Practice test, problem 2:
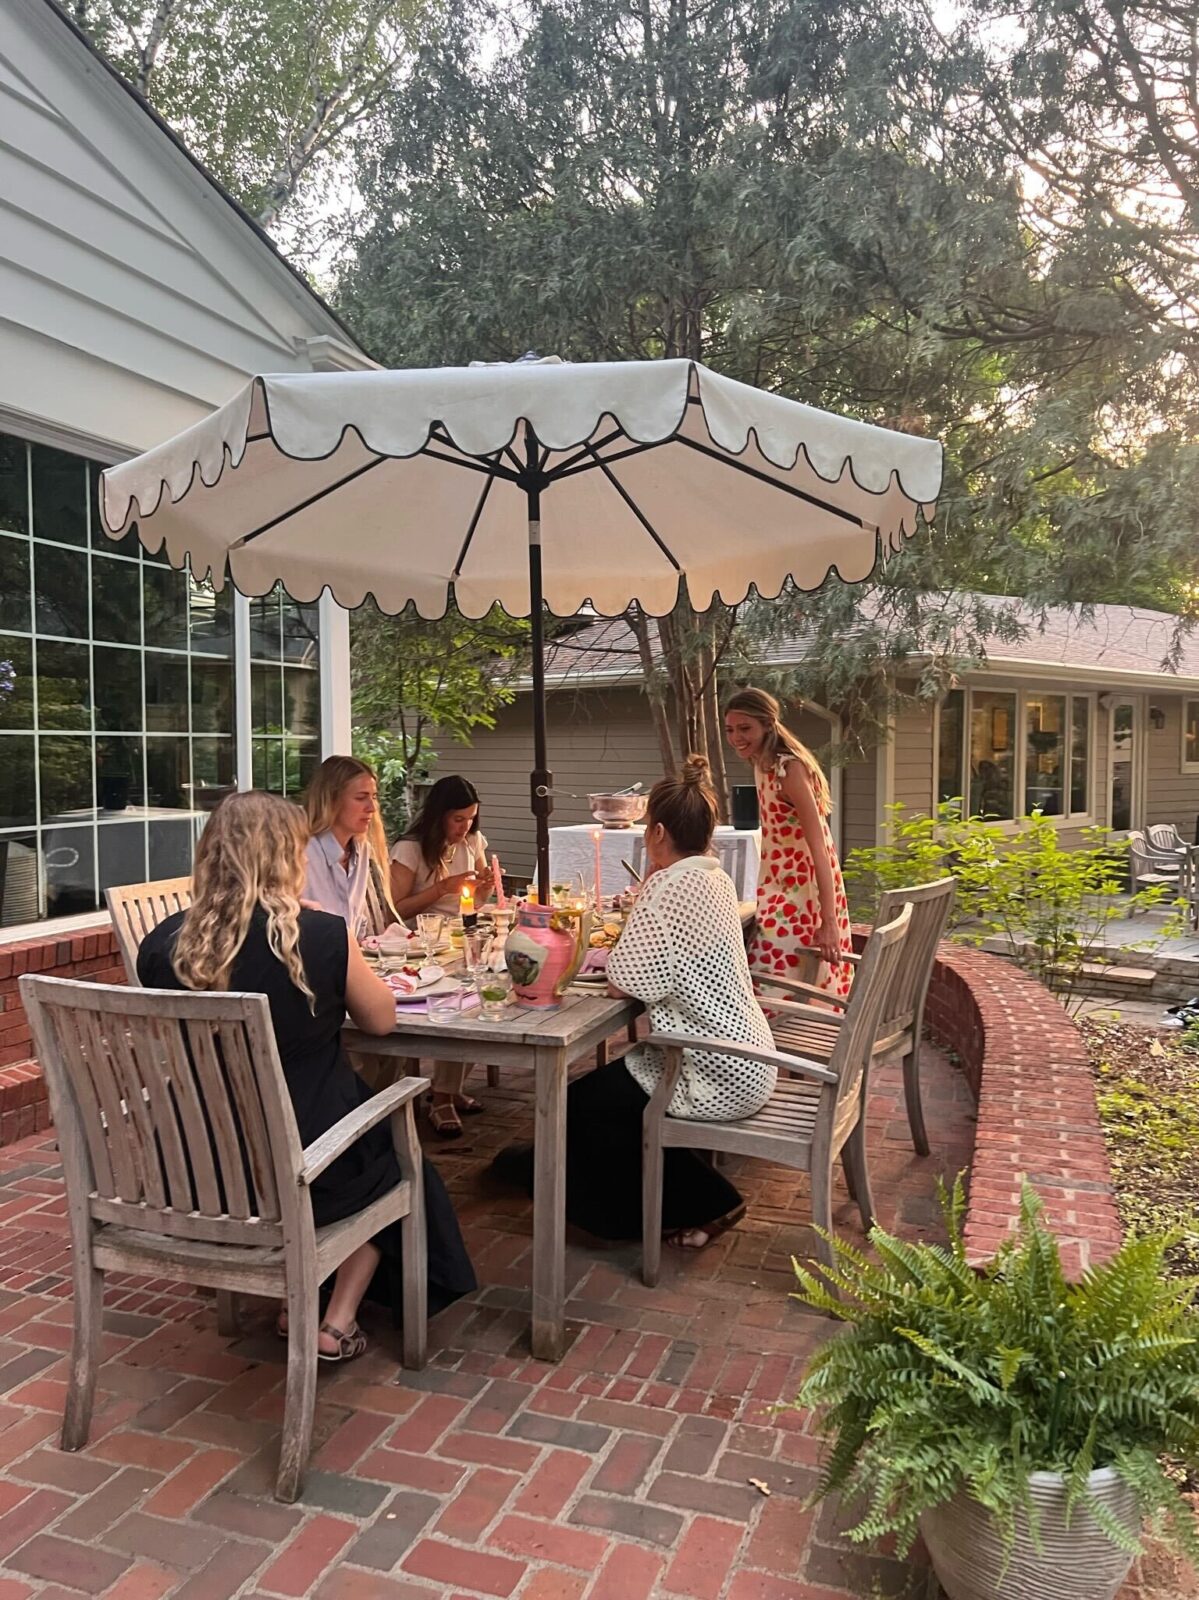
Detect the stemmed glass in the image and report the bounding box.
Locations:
[415,913,444,970]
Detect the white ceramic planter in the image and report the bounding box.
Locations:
[920,1467,1138,1600]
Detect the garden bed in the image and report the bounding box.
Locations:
[1084,1019,1199,1278]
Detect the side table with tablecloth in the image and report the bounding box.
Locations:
[549,824,761,901]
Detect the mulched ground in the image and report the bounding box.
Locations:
[1083,1019,1199,1276]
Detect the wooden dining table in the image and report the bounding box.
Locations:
[345,988,640,1361]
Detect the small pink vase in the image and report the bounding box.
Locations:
[504,904,588,1007]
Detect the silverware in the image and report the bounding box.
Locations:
[621,858,643,884]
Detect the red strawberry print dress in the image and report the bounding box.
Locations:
[748,755,853,1000]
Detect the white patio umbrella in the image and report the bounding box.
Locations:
[100,357,942,894]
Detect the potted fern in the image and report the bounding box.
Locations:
[790,1182,1199,1600]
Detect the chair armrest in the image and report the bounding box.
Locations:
[790,942,861,964]
[300,1076,429,1185]
[758,998,851,1027]
[755,975,850,1008]
[643,1031,837,1085]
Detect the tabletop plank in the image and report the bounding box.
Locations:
[352,991,635,1050]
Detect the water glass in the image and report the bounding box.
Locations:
[416,913,444,967]
[425,986,463,1021]
[475,968,513,1020]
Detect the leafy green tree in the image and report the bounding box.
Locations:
[73,0,428,230]
[340,0,1199,760]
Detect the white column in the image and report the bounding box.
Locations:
[318,591,352,756]
[233,590,253,788]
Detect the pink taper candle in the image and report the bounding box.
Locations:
[491,853,506,910]
[592,828,604,913]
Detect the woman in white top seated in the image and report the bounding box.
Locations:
[494,755,774,1247]
[390,775,492,1138]
[389,775,491,920]
[302,756,383,936]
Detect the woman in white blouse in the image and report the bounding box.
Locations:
[494,756,774,1247]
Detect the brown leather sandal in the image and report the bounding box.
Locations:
[318,1321,367,1362]
[455,1094,485,1116]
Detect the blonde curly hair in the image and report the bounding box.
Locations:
[171,791,315,1008]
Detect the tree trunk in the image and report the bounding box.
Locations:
[700,637,730,821]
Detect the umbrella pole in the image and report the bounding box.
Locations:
[527,482,552,902]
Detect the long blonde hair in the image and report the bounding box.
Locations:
[724,687,832,815]
[171,791,315,1007]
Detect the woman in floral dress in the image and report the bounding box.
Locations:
[724,687,853,1000]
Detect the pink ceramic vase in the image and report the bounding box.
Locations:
[504,904,590,1007]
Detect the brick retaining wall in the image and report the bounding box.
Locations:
[0,922,125,1143]
[924,942,1124,1275]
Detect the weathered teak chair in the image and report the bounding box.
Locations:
[363,858,402,937]
[20,975,428,1503]
[640,903,912,1287]
[105,877,192,984]
[1127,830,1183,893]
[760,877,956,1157]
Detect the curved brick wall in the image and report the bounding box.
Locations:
[923,943,1123,1276]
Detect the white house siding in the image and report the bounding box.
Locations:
[0,1,364,457]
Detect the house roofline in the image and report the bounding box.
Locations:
[37,0,373,363]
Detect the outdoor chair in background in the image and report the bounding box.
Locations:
[20,975,428,1503]
[105,876,192,983]
[758,877,956,1158]
[631,832,753,900]
[640,903,912,1287]
[1127,830,1184,896]
[1148,822,1187,854]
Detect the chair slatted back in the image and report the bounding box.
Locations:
[106,877,193,985]
[873,877,956,1039]
[363,857,401,937]
[711,835,750,898]
[1148,823,1184,853]
[825,904,912,1149]
[22,977,305,1249]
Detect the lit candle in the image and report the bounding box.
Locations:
[459,881,477,931]
[491,852,506,910]
[592,828,604,914]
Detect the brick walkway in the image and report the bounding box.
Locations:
[0,1043,975,1599]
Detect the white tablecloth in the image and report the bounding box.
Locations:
[548,824,761,901]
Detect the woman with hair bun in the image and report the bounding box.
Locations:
[724,687,852,1000]
[492,755,774,1248]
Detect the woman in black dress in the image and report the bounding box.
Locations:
[138,790,475,1361]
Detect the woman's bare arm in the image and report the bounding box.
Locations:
[344,939,398,1034]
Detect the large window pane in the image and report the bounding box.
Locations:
[0,833,38,926]
[37,640,91,731]
[969,691,1016,820]
[192,658,233,734]
[937,688,964,807]
[282,599,320,665]
[1186,701,1199,767]
[144,654,188,732]
[98,820,146,895]
[252,663,283,734]
[92,557,142,645]
[0,441,27,537]
[192,738,235,809]
[189,579,233,656]
[97,736,143,811]
[284,666,319,737]
[284,739,320,798]
[146,736,190,809]
[94,644,142,731]
[0,538,31,633]
[1071,699,1090,815]
[0,738,35,828]
[253,737,284,794]
[148,818,195,880]
[31,445,87,547]
[1024,693,1066,817]
[42,825,96,916]
[1111,702,1135,831]
[33,545,88,638]
[40,735,93,819]
[250,593,282,658]
[0,639,33,730]
[143,564,189,647]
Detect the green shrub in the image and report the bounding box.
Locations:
[790,1181,1199,1562]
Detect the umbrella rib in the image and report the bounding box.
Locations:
[545,427,627,479]
[584,446,681,573]
[551,438,664,482]
[232,454,390,547]
[422,447,521,482]
[450,457,501,580]
[673,436,870,528]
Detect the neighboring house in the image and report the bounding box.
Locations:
[433,598,1199,875]
[0,0,372,932]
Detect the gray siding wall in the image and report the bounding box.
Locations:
[840,750,878,857]
[893,701,934,816]
[1144,693,1199,837]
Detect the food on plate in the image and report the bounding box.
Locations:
[588,921,624,949]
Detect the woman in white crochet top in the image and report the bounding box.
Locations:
[493,756,774,1248]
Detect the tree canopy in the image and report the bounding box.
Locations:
[338,0,1199,749]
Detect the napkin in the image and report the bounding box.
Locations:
[382,969,422,997]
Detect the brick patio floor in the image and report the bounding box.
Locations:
[0,1035,1090,1600]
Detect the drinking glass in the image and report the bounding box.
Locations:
[416,913,443,969]
[425,987,462,1021]
[475,968,513,1020]
[462,931,489,977]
